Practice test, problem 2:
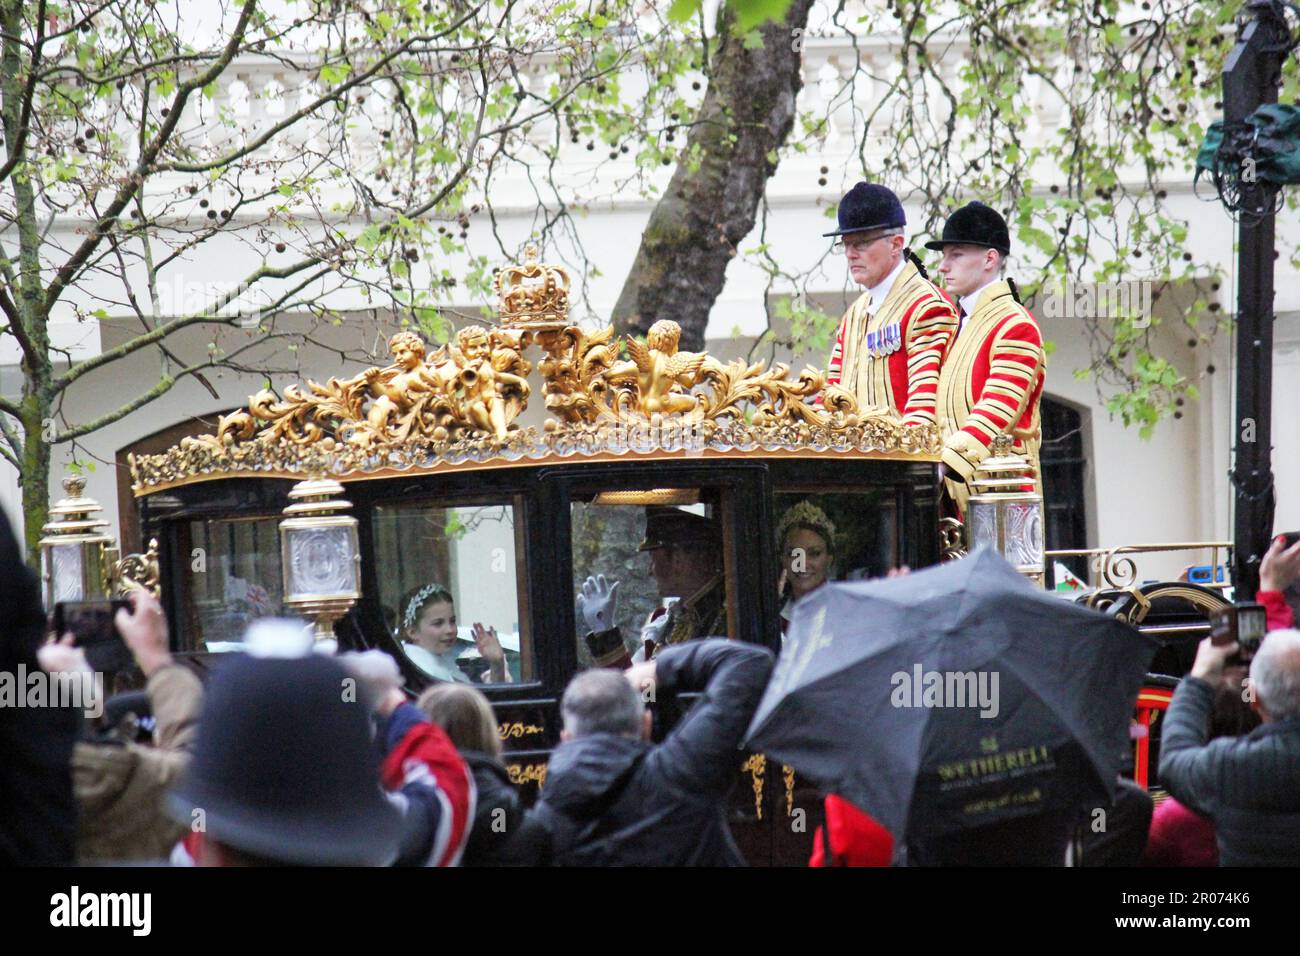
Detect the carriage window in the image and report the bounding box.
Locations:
[182,516,284,652]
[372,499,531,685]
[772,489,898,634]
[570,488,731,669]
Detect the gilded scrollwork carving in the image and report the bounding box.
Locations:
[113,538,161,598]
[128,249,945,496]
[742,753,766,820]
[498,722,545,740]
[507,762,549,788]
[940,517,967,562]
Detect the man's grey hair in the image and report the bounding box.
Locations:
[561,669,644,738]
[1250,628,1300,721]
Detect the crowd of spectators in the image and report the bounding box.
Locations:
[3,506,1299,867]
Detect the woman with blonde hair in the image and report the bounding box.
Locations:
[417,683,538,865]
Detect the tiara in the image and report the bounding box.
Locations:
[404,582,449,633]
[777,500,836,547]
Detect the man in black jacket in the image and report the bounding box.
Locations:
[527,638,773,866]
[1159,628,1300,866]
[0,512,79,865]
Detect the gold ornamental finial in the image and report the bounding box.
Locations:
[495,244,571,327]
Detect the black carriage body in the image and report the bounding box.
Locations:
[138,454,940,866]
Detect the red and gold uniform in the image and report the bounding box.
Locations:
[826,259,958,426]
[936,280,1046,511]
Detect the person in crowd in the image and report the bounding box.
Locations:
[578,507,726,668]
[0,512,78,865]
[1076,776,1153,867]
[60,590,204,863]
[525,638,773,865]
[401,581,510,684]
[776,500,836,637]
[1158,628,1300,866]
[418,682,540,866]
[166,626,472,866]
[1258,532,1300,631]
[1141,678,1261,866]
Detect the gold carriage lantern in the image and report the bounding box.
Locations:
[39,474,116,608]
[279,476,361,642]
[967,434,1045,587]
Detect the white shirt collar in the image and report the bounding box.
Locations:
[866,257,908,315]
[959,278,1000,320]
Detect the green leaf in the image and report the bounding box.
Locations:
[320,63,351,85]
[667,0,700,23]
[735,0,795,31]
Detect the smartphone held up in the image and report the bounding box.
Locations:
[52,599,134,673]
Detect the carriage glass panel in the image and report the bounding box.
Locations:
[372,497,532,685]
[570,487,732,669]
[181,515,285,652]
[772,486,901,615]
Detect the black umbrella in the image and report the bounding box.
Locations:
[744,546,1156,849]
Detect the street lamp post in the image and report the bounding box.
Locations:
[1223,1,1296,597]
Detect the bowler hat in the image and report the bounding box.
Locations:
[822,182,907,237]
[166,652,403,865]
[924,201,1011,255]
[638,507,719,553]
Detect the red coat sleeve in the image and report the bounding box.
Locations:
[1257,590,1296,632]
[898,298,957,426]
[809,795,893,867]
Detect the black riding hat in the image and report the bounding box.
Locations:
[924,201,1011,255]
[639,507,719,553]
[166,650,403,865]
[823,182,906,237]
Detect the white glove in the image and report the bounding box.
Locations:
[577,574,621,633]
[640,608,673,649]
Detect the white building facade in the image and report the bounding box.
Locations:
[3,8,1298,586]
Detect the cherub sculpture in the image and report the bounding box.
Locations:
[359,331,443,444]
[448,326,530,440]
[610,319,708,417]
